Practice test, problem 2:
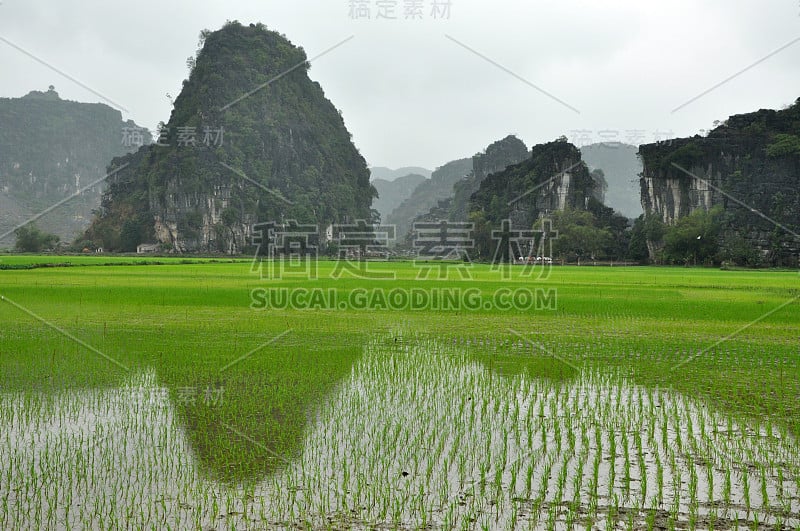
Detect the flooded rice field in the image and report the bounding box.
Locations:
[2,337,799,530]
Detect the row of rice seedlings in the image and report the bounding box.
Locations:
[0,371,243,529]
[2,336,799,529]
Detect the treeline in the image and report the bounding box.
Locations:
[631,207,772,266]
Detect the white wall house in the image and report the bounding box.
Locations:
[136,243,160,254]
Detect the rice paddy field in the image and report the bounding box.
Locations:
[1,256,798,530]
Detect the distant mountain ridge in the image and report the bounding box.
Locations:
[580,143,643,219]
[0,87,150,244]
[385,158,473,243]
[370,166,432,181]
[371,173,427,223]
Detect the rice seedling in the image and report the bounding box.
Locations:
[0,260,798,529]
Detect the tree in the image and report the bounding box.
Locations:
[369,208,381,225]
[220,207,240,228]
[766,134,800,158]
[468,210,493,259]
[662,206,723,265]
[536,209,612,263]
[119,219,145,252]
[721,231,762,267]
[586,197,628,259]
[14,225,60,252]
[629,214,667,263]
[220,207,240,254]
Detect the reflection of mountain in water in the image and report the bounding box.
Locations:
[162,344,361,483]
[3,338,798,529]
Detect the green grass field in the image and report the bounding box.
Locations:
[1,258,798,529]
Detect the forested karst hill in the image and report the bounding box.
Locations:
[448,135,530,222]
[84,22,376,253]
[639,98,800,265]
[467,139,632,260]
[0,87,150,243]
[469,139,597,228]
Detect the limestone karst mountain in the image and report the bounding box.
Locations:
[469,139,597,228]
[639,98,800,265]
[83,22,376,253]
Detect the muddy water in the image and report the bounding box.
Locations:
[1,337,799,530]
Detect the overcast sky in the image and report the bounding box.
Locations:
[1,0,799,170]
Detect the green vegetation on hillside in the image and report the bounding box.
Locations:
[84,22,376,253]
[639,98,800,266]
[12,224,60,253]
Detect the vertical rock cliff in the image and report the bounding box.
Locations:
[639,99,800,265]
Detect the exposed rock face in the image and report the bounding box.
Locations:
[639,152,713,225]
[469,139,596,230]
[639,100,800,265]
[0,88,150,243]
[150,183,257,254]
[85,22,375,253]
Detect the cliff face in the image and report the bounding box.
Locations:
[469,139,596,230]
[639,99,800,264]
[85,22,375,253]
[0,88,150,243]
